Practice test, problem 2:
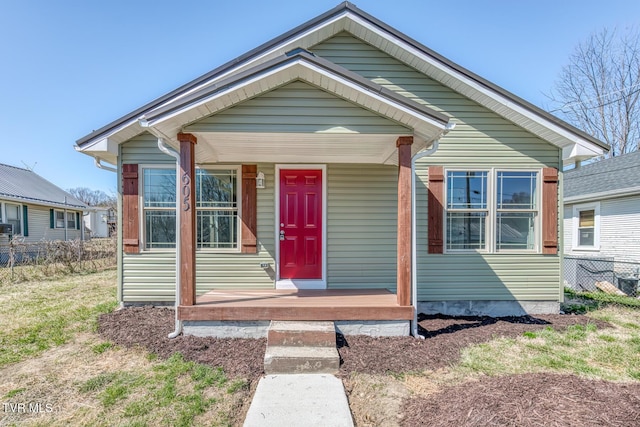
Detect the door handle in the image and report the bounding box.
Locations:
[279,230,285,241]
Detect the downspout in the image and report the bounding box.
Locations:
[410,124,455,338]
[94,157,117,173]
[157,138,183,339]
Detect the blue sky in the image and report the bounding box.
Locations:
[1,0,638,194]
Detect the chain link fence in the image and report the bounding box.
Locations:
[564,255,640,297]
[0,237,116,282]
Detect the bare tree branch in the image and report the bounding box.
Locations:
[547,27,640,157]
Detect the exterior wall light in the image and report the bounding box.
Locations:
[256,171,265,189]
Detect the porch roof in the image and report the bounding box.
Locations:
[142,50,451,165]
[81,49,452,165]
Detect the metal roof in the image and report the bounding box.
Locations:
[0,163,88,210]
[564,151,640,201]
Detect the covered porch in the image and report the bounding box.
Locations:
[130,50,452,324]
[178,288,414,321]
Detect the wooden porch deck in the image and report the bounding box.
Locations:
[177,289,414,321]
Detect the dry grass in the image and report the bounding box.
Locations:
[0,268,254,426]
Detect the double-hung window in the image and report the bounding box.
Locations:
[142,166,240,250]
[495,171,537,251]
[446,171,488,250]
[572,202,600,250]
[196,169,238,249]
[55,210,66,228]
[445,169,539,253]
[5,203,22,235]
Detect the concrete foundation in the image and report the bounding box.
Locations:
[335,320,410,336]
[182,320,411,338]
[417,300,560,317]
[183,321,270,338]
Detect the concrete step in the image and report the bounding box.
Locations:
[268,321,336,347]
[264,346,340,375]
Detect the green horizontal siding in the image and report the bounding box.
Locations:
[314,34,561,302]
[327,164,397,290]
[312,33,560,168]
[120,141,276,302]
[185,81,410,134]
[121,133,174,164]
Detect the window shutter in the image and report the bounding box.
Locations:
[122,164,140,254]
[49,209,54,229]
[241,165,257,254]
[76,212,81,230]
[428,166,444,254]
[23,205,28,237]
[542,167,559,254]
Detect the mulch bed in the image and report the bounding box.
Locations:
[401,373,640,427]
[97,307,266,379]
[98,307,608,379]
[336,313,610,375]
[99,308,635,426]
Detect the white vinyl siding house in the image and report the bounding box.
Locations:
[564,151,640,263]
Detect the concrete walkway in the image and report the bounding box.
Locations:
[243,374,354,426]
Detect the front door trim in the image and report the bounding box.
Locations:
[274,164,327,289]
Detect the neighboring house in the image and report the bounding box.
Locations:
[75,3,607,336]
[0,163,88,243]
[564,151,640,262]
[84,207,116,238]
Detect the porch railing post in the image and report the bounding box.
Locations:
[396,136,413,306]
[177,132,197,306]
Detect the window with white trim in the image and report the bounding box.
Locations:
[5,203,22,235]
[66,212,77,229]
[55,210,66,228]
[445,169,539,252]
[572,202,600,250]
[142,166,240,250]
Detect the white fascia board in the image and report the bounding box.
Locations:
[142,62,299,128]
[345,13,604,154]
[75,136,120,161]
[562,143,604,163]
[564,186,640,204]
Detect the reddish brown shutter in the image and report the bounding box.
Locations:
[122,164,140,254]
[428,166,444,254]
[241,165,257,254]
[542,167,559,255]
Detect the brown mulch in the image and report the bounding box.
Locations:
[97,306,266,379]
[336,313,610,375]
[401,373,640,427]
[98,307,608,380]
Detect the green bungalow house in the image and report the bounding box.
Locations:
[75,3,607,337]
[0,163,87,244]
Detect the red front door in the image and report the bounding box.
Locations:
[279,169,323,279]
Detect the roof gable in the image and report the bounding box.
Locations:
[184,80,411,134]
[76,2,607,165]
[0,164,88,209]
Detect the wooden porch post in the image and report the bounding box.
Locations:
[177,132,197,306]
[396,136,413,307]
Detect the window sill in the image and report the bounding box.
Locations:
[571,247,601,252]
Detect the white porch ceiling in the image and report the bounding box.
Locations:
[190,132,426,165]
